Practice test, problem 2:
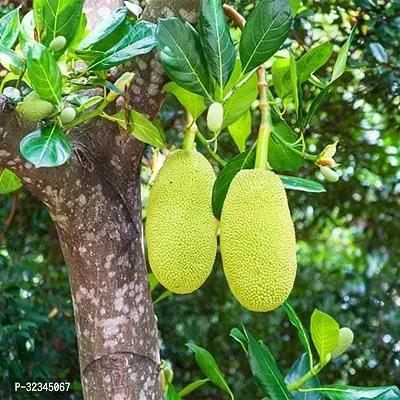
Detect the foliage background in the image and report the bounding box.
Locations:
[0,0,399,398]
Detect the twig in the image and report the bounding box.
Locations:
[223,4,246,29]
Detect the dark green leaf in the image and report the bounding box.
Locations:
[243,327,291,400]
[229,327,248,353]
[165,383,180,400]
[179,379,209,398]
[186,343,233,398]
[369,42,388,64]
[40,0,84,58]
[0,169,22,194]
[0,43,26,72]
[212,147,255,220]
[280,176,326,193]
[20,125,72,168]
[69,12,87,49]
[164,82,207,121]
[0,8,20,48]
[240,0,292,73]
[331,26,356,83]
[269,117,304,171]
[285,353,323,400]
[156,18,212,98]
[26,42,62,104]
[89,21,156,70]
[305,87,330,127]
[198,0,236,93]
[228,110,252,152]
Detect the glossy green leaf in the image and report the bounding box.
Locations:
[272,58,290,98]
[229,327,248,353]
[240,0,292,73]
[285,353,323,400]
[212,146,255,220]
[164,82,207,121]
[305,87,330,127]
[198,0,236,92]
[243,327,291,400]
[0,43,25,72]
[228,110,252,152]
[297,42,333,82]
[186,343,233,398]
[0,169,23,194]
[165,382,180,400]
[280,176,326,193]
[69,12,87,49]
[300,385,400,400]
[179,379,209,398]
[111,110,164,148]
[222,72,258,128]
[310,309,340,364]
[269,117,304,171]
[19,10,35,48]
[26,42,62,105]
[20,125,72,168]
[0,8,20,48]
[40,0,84,58]
[331,26,356,83]
[89,21,156,70]
[369,42,388,64]
[156,18,212,98]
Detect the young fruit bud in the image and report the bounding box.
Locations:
[49,36,67,52]
[106,72,135,102]
[207,102,224,133]
[320,166,339,182]
[60,107,77,124]
[16,91,54,121]
[331,327,354,358]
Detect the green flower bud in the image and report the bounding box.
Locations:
[60,107,77,124]
[207,102,224,133]
[331,327,354,358]
[49,36,67,52]
[320,166,339,182]
[16,91,54,121]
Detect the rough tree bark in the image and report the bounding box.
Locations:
[0,0,199,398]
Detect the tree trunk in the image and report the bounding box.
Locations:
[0,0,199,398]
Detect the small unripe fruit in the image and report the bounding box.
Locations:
[320,166,339,182]
[207,102,224,133]
[49,36,67,52]
[60,107,76,124]
[331,327,354,358]
[16,91,54,121]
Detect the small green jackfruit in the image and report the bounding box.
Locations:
[60,107,76,124]
[220,169,297,312]
[16,91,54,121]
[146,150,218,294]
[331,327,354,358]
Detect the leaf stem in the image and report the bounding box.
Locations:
[286,363,323,392]
[223,4,246,29]
[196,131,227,167]
[183,113,197,151]
[273,133,318,161]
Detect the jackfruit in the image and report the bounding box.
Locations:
[16,91,54,121]
[60,107,76,124]
[220,169,297,312]
[146,150,218,294]
[331,327,354,358]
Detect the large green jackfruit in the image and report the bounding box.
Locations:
[220,169,297,312]
[146,150,219,294]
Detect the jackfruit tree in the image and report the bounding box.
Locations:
[0,0,397,399]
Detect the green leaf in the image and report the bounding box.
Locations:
[269,117,304,171]
[164,82,207,121]
[285,353,323,400]
[26,42,62,105]
[153,290,173,304]
[300,385,400,400]
[186,343,233,398]
[305,87,330,127]
[228,110,252,152]
[0,169,22,194]
[198,0,236,93]
[280,176,326,193]
[331,26,356,83]
[147,273,159,292]
[212,146,256,220]
[20,125,72,168]
[156,18,212,98]
[240,0,292,73]
[369,42,388,64]
[78,7,127,50]
[0,43,26,73]
[229,328,248,353]
[289,51,300,118]
[69,12,87,49]
[89,21,156,70]
[243,327,291,400]
[0,8,20,48]
[222,72,258,128]
[272,58,290,98]
[310,309,340,364]
[289,0,301,15]
[111,111,164,148]
[179,379,209,398]
[165,383,180,400]
[19,10,35,48]
[40,0,84,58]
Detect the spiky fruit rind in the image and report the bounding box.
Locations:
[331,327,354,358]
[220,169,297,312]
[16,91,54,121]
[146,150,218,294]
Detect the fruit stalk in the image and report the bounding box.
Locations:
[254,64,271,170]
[183,112,197,151]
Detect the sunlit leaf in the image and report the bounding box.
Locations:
[0,8,20,48]
[0,169,22,194]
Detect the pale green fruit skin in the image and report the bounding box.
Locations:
[331,327,354,358]
[320,166,339,182]
[60,107,76,124]
[220,169,297,312]
[49,36,67,52]
[207,102,224,132]
[146,150,219,294]
[16,91,54,121]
